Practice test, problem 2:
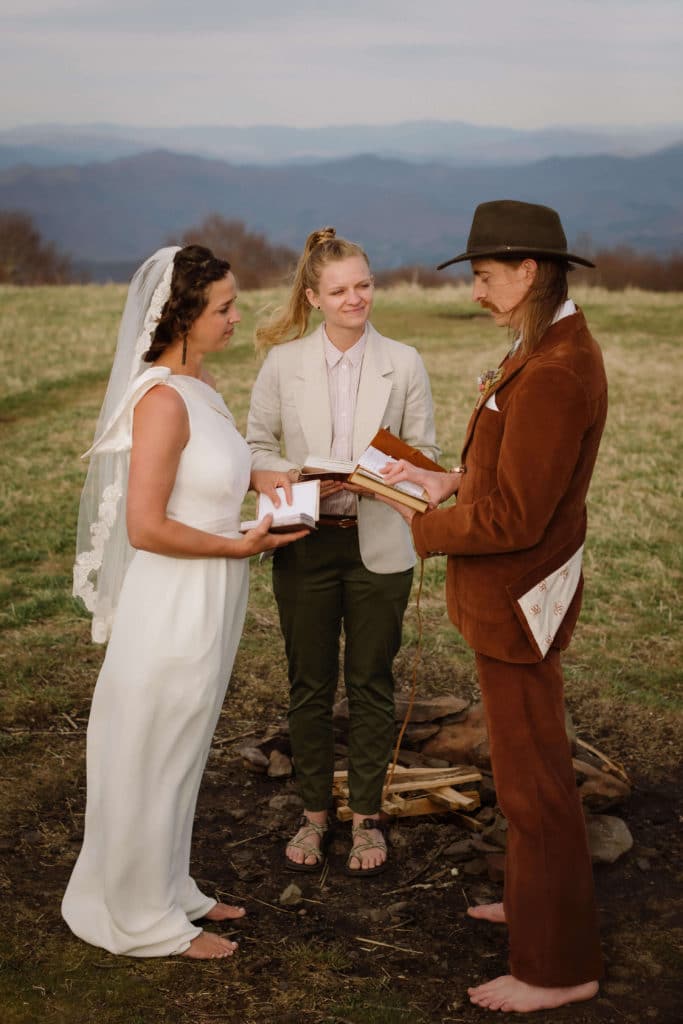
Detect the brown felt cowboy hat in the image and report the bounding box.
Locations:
[437,199,595,269]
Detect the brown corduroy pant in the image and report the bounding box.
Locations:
[475,649,603,987]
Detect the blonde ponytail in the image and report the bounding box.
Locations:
[255,227,369,351]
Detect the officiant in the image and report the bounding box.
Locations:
[247,227,438,877]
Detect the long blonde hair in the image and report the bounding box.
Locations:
[502,258,569,356]
[255,227,369,351]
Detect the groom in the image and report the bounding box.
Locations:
[383,200,606,1013]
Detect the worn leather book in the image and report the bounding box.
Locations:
[348,428,446,512]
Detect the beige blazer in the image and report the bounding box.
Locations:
[247,323,439,573]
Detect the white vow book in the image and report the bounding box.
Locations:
[240,479,320,533]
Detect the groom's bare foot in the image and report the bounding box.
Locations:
[204,902,246,921]
[181,931,238,960]
[468,974,598,1013]
[467,901,506,923]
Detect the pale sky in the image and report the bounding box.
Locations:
[1,0,681,130]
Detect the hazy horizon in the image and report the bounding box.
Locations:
[1,1,681,131]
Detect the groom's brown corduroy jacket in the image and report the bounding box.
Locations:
[412,309,608,663]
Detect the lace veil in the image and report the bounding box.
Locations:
[73,246,180,642]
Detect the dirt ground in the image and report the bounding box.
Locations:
[3,728,682,1024]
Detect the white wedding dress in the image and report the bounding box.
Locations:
[63,370,251,956]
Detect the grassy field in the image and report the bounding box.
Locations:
[0,282,681,1023]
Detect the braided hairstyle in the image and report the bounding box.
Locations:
[143,245,231,363]
[255,227,369,350]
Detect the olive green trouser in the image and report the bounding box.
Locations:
[272,526,413,815]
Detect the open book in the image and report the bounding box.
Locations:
[301,456,354,482]
[348,429,445,512]
[240,479,320,533]
[304,431,444,513]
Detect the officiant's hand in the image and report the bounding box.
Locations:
[250,469,297,507]
[380,460,462,507]
[342,481,376,500]
[320,479,346,499]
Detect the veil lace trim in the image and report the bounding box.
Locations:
[73,469,125,612]
[72,248,178,643]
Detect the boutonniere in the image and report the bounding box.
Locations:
[476,367,504,408]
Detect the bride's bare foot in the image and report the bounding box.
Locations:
[204,902,246,921]
[467,901,506,923]
[468,974,598,1013]
[181,931,238,960]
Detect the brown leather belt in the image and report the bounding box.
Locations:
[318,515,358,529]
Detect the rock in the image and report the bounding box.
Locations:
[396,750,451,769]
[387,901,410,917]
[279,883,303,907]
[395,695,470,723]
[229,807,249,822]
[585,813,634,864]
[574,759,631,810]
[477,806,497,825]
[636,857,651,871]
[462,857,487,876]
[268,793,304,813]
[402,722,441,744]
[366,907,387,923]
[481,823,508,850]
[333,694,469,726]
[472,834,503,855]
[268,749,293,778]
[421,702,490,768]
[239,746,269,772]
[486,852,506,883]
[478,775,497,806]
[444,838,475,861]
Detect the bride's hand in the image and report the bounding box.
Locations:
[249,468,298,507]
[240,515,309,557]
[380,460,461,508]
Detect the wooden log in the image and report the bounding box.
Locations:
[390,763,475,776]
[333,764,481,784]
[382,773,481,796]
[429,786,480,811]
[381,796,445,817]
[452,811,486,832]
[333,768,481,802]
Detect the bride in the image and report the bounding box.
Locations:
[63,245,306,959]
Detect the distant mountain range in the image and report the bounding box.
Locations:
[1,139,681,278]
[2,119,682,169]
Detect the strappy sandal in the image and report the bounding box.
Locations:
[284,814,331,874]
[344,817,389,878]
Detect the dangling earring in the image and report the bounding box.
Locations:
[181,335,188,365]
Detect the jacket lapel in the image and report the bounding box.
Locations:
[294,326,333,456]
[460,352,530,460]
[352,324,393,459]
[460,311,586,461]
